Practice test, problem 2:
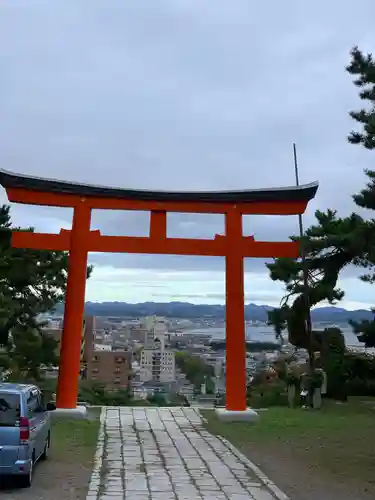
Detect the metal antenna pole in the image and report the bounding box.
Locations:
[293,143,315,372]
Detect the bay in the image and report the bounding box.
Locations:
[184,324,367,349]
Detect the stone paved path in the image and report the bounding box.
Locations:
[86,406,285,500]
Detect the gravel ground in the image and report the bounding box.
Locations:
[0,459,92,500]
[0,409,100,500]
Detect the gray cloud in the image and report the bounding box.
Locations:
[1,0,375,302]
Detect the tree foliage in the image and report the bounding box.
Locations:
[78,381,132,405]
[346,46,375,342]
[175,351,214,390]
[6,324,59,380]
[319,328,348,400]
[347,46,375,283]
[345,351,375,396]
[347,46,375,150]
[0,205,69,346]
[147,393,167,406]
[267,305,289,345]
[349,310,375,348]
[267,210,366,349]
[267,46,375,351]
[0,204,92,377]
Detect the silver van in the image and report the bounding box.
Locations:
[0,383,56,487]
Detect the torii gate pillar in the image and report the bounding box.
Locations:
[57,202,91,409]
[225,210,247,411]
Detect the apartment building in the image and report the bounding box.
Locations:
[83,316,132,390]
[87,351,132,390]
[139,347,175,383]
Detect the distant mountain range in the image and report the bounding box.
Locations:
[53,301,374,323]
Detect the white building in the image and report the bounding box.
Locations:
[94,344,112,352]
[139,347,175,383]
[142,315,167,349]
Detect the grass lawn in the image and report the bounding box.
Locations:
[51,407,101,463]
[202,398,375,499]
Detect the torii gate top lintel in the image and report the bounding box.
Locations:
[0,168,318,215]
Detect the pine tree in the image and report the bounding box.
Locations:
[0,204,91,378]
[267,305,289,346]
[346,46,375,345]
[346,47,375,282]
[266,210,366,349]
[347,46,375,151]
[267,47,375,351]
[0,205,69,345]
[349,311,375,348]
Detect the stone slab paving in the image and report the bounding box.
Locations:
[86,406,284,500]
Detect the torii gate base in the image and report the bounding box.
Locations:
[0,170,318,419]
[215,407,259,422]
[51,406,88,420]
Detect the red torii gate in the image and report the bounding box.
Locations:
[0,169,317,413]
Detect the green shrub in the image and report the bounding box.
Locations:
[345,351,375,378]
[78,381,131,405]
[338,352,375,397]
[346,377,375,396]
[319,328,348,400]
[147,393,167,406]
[175,352,214,387]
[247,380,288,408]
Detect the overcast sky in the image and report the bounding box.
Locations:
[1,0,375,310]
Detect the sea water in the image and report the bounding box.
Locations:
[184,324,367,349]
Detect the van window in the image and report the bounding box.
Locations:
[27,390,41,416]
[0,392,21,426]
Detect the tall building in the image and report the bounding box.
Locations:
[139,346,175,383]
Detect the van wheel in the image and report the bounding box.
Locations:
[19,456,33,488]
[40,433,50,460]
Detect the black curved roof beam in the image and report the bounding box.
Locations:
[0,169,318,204]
